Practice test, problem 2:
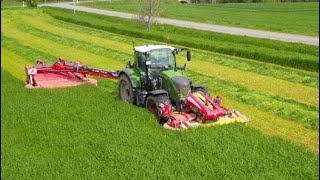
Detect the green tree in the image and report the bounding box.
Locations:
[136,0,161,30]
[26,0,38,7]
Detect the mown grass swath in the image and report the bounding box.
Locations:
[1,68,319,179]
[186,71,319,130]
[44,8,319,72]
[80,1,319,36]
[36,16,318,88]
[6,24,319,130]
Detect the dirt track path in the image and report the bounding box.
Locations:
[40,2,319,46]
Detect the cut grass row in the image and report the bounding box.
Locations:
[10,22,320,106]
[1,25,123,71]
[20,15,320,88]
[1,66,319,179]
[186,71,319,130]
[80,1,319,36]
[11,19,319,107]
[2,31,319,130]
[43,8,319,72]
[19,15,319,87]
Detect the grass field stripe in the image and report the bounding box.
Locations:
[5,22,320,131]
[50,18,319,89]
[22,16,133,54]
[52,18,320,88]
[14,24,133,64]
[188,71,319,130]
[1,48,31,82]
[24,19,318,107]
[15,20,319,107]
[1,36,58,63]
[1,24,124,71]
[3,20,318,131]
[222,96,319,153]
[191,49,319,88]
[19,11,320,90]
[184,57,319,106]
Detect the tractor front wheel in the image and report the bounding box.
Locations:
[118,74,135,104]
[145,95,170,124]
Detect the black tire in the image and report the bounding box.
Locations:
[145,94,170,124]
[118,74,135,104]
[193,87,211,98]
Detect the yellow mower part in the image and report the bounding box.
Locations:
[200,116,248,127]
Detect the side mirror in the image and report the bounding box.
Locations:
[187,50,191,61]
[126,61,132,68]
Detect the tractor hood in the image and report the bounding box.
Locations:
[160,70,191,101]
[171,76,191,97]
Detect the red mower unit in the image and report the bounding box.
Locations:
[25,45,248,130]
[25,58,119,88]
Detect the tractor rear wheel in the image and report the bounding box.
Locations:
[118,74,135,104]
[145,94,170,124]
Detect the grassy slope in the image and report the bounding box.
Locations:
[80,1,319,36]
[1,8,319,179]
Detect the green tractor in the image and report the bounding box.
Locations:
[117,45,209,118]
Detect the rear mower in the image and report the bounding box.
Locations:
[25,44,248,130]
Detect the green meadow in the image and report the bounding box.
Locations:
[1,8,319,179]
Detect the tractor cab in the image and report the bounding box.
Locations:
[132,45,193,104]
[133,45,176,74]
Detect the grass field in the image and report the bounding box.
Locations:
[80,1,319,36]
[1,8,319,179]
[1,1,23,8]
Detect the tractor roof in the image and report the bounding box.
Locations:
[134,45,175,53]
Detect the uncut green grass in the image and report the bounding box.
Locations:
[1,1,23,9]
[44,8,319,72]
[80,1,319,36]
[3,27,318,130]
[1,68,319,179]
